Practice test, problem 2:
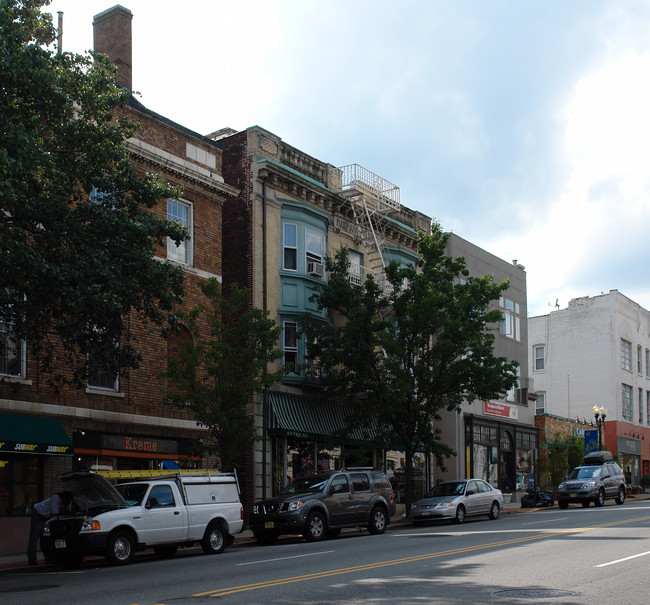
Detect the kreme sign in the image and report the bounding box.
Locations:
[484,401,519,420]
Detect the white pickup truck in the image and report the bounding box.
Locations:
[40,470,243,566]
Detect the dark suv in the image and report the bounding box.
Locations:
[250,468,396,544]
[557,451,626,509]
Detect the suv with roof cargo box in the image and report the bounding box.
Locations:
[556,451,626,509]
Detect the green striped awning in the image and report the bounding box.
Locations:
[267,392,384,446]
[0,413,74,455]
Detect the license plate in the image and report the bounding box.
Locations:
[421,511,431,516]
[264,521,274,529]
[55,539,66,549]
[569,493,577,498]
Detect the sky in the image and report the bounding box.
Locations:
[43,0,650,317]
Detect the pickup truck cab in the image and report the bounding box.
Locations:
[41,470,243,566]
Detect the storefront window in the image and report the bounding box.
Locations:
[620,453,640,486]
[516,432,535,490]
[473,444,498,485]
[0,455,40,515]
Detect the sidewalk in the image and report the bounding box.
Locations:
[0,500,535,571]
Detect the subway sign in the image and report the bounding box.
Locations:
[0,440,71,454]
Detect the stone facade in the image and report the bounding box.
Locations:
[529,290,650,486]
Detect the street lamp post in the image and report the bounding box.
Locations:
[593,405,608,451]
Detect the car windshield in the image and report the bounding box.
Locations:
[424,481,466,498]
[115,483,149,506]
[568,466,601,480]
[281,475,330,495]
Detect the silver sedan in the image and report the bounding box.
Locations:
[410,479,503,524]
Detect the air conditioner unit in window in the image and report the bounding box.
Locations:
[307,261,325,277]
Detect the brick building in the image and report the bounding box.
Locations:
[0,6,237,556]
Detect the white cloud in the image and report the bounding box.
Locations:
[497,49,650,316]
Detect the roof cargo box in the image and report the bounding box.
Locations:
[583,450,613,465]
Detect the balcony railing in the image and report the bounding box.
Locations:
[336,164,401,211]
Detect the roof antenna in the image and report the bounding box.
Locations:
[57,11,63,55]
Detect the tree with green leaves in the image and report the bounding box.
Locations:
[165,279,282,470]
[1,0,187,385]
[301,224,519,512]
[540,433,585,490]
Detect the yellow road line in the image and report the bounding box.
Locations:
[194,514,650,598]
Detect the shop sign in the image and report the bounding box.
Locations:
[617,436,642,455]
[102,435,178,455]
[484,401,518,420]
[0,441,70,455]
[574,427,585,437]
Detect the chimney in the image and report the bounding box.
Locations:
[92,5,133,91]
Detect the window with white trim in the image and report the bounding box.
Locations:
[283,223,297,271]
[646,349,650,377]
[305,226,324,278]
[348,250,363,286]
[622,383,633,421]
[646,391,650,426]
[535,392,545,415]
[533,345,545,371]
[283,321,298,373]
[167,199,192,265]
[621,339,632,371]
[638,345,643,373]
[499,297,520,341]
[87,328,119,391]
[87,350,118,391]
[506,366,521,403]
[0,321,25,378]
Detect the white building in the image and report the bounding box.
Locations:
[529,290,650,485]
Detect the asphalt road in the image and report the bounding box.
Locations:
[3,500,650,604]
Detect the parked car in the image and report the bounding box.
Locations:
[410,479,503,525]
[556,450,626,509]
[250,468,395,544]
[41,470,243,566]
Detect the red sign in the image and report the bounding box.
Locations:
[484,401,518,419]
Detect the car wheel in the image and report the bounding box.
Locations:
[453,505,466,524]
[106,529,135,565]
[488,501,500,520]
[558,499,569,509]
[154,545,178,558]
[254,532,278,545]
[368,506,387,534]
[594,489,605,507]
[615,486,626,505]
[303,510,326,541]
[326,528,341,539]
[201,522,226,554]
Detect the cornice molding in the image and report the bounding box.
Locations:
[127,138,239,198]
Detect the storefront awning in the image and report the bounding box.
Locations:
[0,413,74,455]
[268,392,385,446]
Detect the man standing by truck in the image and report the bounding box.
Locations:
[27,490,73,565]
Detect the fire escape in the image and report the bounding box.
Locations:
[330,164,401,291]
